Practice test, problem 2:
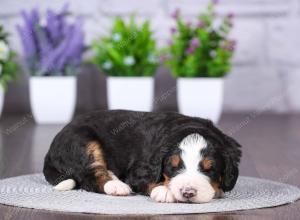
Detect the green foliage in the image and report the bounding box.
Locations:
[0,25,18,89]
[162,1,236,78]
[91,16,159,76]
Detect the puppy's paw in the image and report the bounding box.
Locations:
[104,180,132,196]
[150,185,176,203]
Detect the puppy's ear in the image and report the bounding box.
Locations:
[221,135,242,192]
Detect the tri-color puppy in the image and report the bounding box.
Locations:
[43,110,241,203]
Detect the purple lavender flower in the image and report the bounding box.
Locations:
[190,38,200,48]
[46,9,64,44]
[17,4,85,76]
[212,0,219,5]
[170,27,177,34]
[59,2,70,15]
[171,8,180,19]
[17,10,39,60]
[16,25,35,60]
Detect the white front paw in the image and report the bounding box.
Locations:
[104,180,132,196]
[150,185,176,203]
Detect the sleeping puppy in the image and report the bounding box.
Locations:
[43,110,241,203]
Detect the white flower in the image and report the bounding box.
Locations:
[210,50,217,58]
[0,40,10,61]
[102,61,112,70]
[147,54,157,64]
[112,33,122,42]
[0,64,2,76]
[124,56,135,66]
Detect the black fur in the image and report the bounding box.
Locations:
[43,110,242,194]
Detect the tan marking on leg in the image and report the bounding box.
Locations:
[86,141,111,192]
[104,170,132,196]
[147,174,170,195]
[148,183,163,195]
[107,170,119,180]
[163,174,171,186]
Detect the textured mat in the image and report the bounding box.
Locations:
[0,174,299,215]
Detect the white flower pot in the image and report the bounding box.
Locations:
[177,78,224,123]
[29,76,77,124]
[107,77,154,111]
[0,87,4,117]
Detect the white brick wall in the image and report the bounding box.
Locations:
[267,17,300,65]
[0,0,300,113]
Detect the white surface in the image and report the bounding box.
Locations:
[177,78,224,123]
[107,77,154,111]
[29,76,77,124]
[0,87,3,117]
[0,174,299,215]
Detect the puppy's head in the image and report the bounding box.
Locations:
[163,133,241,203]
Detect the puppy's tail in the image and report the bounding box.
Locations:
[54,179,76,191]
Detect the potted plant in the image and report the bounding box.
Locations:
[91,16,159,111]
[0,25,18,117]
[161,1,236,123]
[17,5,85,124]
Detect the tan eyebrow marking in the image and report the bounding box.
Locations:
[201,158,213,170]
[170,154,181,167]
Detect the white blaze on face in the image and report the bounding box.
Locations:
[169,133,216,203]
[180,134,206,174]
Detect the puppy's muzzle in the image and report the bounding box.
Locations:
[181,187,197,199]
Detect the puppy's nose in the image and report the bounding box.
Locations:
[181,187,197,199]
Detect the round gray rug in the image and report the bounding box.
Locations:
[0,174,299,215]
